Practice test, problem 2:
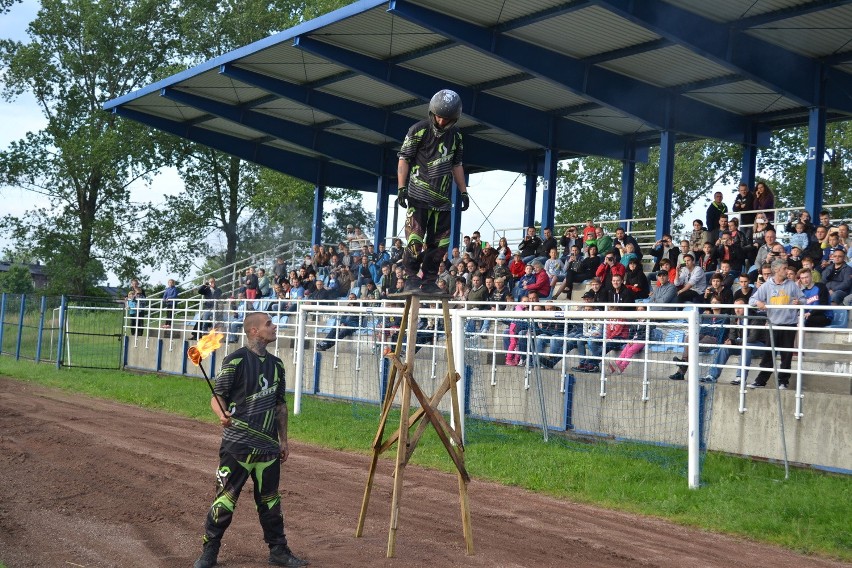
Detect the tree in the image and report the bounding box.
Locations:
[555,140,742,234]
[0,0,182,295]
[0,264,34,294]
[143,0,353,272]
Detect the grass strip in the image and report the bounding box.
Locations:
[0,358,849,561]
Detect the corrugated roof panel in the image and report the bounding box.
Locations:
[325,124,395,146]
[172,73,269,105]
[264,138,325,159]
[198,117,269,140]
[747,5,852,58]
[566,112,650,136]
[236,46,347,84]
[601,45,734,88]
[253,103,338,126]
[684,80,800,114]
[319,75,414,107]
[836,61,852,75]
[401,45,522,86]
[507,5,660,58]
[471,129,538,151]
[308,8,439,59]
[127,96,207,123]
[664,0,809,23]
[487,78,589,112]
[410,0,568,28]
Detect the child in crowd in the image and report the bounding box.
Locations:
[789,222,810,251]
[607,305,648,374]
[505,296,529,366]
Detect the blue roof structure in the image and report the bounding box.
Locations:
[104,0,852,214]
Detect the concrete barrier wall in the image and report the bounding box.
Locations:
[124,337,851,473]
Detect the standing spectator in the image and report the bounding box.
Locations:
[162,278,178,329]
[690,219,709,254]
[192,277,223,339]
[706,191,728,233]
[732,181,756,226]
[397,89,469,293]
[243,267,259,300]
[257,268,271,298]
[818,210,836,231]
[126,291,139,336]
[753,181,775,222]
[192,312,308,568]
[466,231,483,263]
[747,259,804,389]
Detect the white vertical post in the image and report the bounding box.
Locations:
[293,304,306,415]
[687,308,701,489]
[451,310,466,443]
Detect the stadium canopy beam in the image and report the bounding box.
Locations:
[219,64,531,173]
[388,0,750,144]
[160,87,396,176]
[111,107,380,191]
[598,0,852,116]
[293,35,633,160]
[730,0,852,29]
[312,185,325,246]
[376,172,393,249]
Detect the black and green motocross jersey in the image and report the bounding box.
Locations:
[213,347,287,457]
[398,118,464,211]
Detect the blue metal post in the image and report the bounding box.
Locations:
[741,131,758,191]
[156,339,163,372]
[0,293,6,355]
[804,106,826,216]
[312,185,325,246]
[541,147,558,234]
[375,175,391,248]
[35,296,47,363]
[15,294,25,360]
[181,341,189,375]
[56,295,67,369]
[655,131,676,239]
[449,172,468,252]
[523,167,538,230]
[619,143,637,228]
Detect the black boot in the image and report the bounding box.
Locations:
[269,544,309,567]
[194,541,220,568]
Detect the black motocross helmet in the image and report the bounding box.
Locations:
[428,89,462,135]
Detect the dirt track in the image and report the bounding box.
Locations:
[0,377,846,568]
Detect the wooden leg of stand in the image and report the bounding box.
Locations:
[442,298,474,554]
[387,299,419,557]
[357,297,412,537]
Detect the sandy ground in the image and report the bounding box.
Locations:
[0,377,847,568]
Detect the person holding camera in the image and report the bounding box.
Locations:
[650,234,678,272]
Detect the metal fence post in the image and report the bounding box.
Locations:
[0,293,6,354]
[35,296,47,363]
[15,294,26,360]
[56,295,67,370]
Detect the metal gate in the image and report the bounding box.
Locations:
[56,297,124,370]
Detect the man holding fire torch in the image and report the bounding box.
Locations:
[193,312,308,568]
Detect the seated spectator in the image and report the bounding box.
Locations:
[492,253,510,283]
[698,241,718,274]
[699,299,765,384]
[669,297,728,380]
[753,263,773,290]
[703,272,733,307]
[675,239,692,267]
[316,294,361,351]
[605,274,635,305]
[595,251,625,290]
[522,259,550,299]
[798,268,832,327]
[818,210,835,231]
[613,226,643,261]
[311,279,336,301]
[716,260,737,288]
[821,249,852,305]
[784,209,815,237]
[838,223,852,249]
[733,273,754,303]
[650,234,678,271]
[593,226,614,257]
[648,270,677,306]
[559,226,582,260]
[801,256,821,283]
[557,244,600,298]
[544,247,565,290]
[727,218,749,251]
[806,225,829,261]
[533,227,558,265]
[788,221,811,252]
[674,253,706,303]
[607,305,649,374]
[508,252,526,286]
[518,226,542,263]
[452,276,469,302]
[821,230,848,269]
[623,257,649,300]
[586,277,607,303]
[744,214,773,264]
[619,242,639,268]
[495,236,512,261]
[571,303,604,373]
[465,274,489,333]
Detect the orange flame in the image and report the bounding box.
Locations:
[188,330,224,366]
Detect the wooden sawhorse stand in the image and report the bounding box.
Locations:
[355,292,473,557]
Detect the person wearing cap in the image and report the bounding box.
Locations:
[479,239,498,275]
[648,270,677,307]
[397,89,468,294]
[492,252,510,282]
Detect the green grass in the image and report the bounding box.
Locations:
[0,357,849,561]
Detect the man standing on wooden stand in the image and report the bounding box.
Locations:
[397,89,470,295]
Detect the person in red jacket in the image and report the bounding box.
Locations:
[595,252,625,290]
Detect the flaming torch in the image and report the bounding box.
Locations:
[187,330,227,417]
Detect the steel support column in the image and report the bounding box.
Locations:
[741,138,757,191]
[375,175,391,248]
[523,159,538,230]
[619,143,637,229]
[541,147,558,233]
[312,185,325,246]
[655,131,676,239]
[805,106,826,216]
[449,173,468,252]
